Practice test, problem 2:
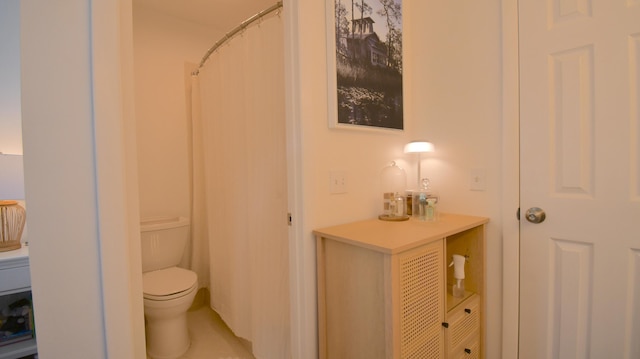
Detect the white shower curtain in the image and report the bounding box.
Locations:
[188,74,210,290]
[191,10,290,359]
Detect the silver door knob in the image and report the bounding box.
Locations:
[525,207,546,223]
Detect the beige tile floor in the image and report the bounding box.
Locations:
[178,305,255,359]
[146,290,254,359]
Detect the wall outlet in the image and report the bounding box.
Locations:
[329,171,347,194]
[470,168,486,191]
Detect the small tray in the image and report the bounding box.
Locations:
[378,214,410,222]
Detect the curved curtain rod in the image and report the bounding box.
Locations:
[193,1,283,75]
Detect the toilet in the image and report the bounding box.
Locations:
[141,216,198,359]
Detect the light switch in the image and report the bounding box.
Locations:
[470,168,486,191]
[330,171,347,194]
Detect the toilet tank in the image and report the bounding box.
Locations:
[140,216,190,273]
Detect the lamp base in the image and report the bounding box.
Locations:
[0,241,21,252]
[0,200,26,252]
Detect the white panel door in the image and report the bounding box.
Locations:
[519,1,640,358]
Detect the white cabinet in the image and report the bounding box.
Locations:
[0,247,37,359]
[314,213,487,359]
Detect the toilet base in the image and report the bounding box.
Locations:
[143,268,197,359]
[145,311,190,359]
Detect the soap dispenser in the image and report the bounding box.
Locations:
[449,254,467,298]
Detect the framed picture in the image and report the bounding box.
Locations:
[326,0,404,131]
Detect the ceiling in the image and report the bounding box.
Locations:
[134,0,278,33]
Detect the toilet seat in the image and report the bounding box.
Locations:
[143,267,198,301]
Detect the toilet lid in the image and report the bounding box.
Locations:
[143,267,197,297]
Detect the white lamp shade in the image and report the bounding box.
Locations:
[0,154,25,200]
[404,141,434,153]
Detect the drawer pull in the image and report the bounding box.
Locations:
[465,348,472,354]
[465,308,472,314]
[442,322,449,328]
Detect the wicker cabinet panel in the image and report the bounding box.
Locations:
[399,241,444,358]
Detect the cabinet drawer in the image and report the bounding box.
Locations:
[447,294,480,354]
[452,336,480,359]
[0,265,31,294]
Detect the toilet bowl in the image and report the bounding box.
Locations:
[140,217,197,359]
[143,267,198,359]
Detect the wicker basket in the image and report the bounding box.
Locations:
[0,200,26,252]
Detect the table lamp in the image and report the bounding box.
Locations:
[0,153,26,251]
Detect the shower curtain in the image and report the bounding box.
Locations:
[190,9,290,359]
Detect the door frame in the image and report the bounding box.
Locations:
[283,0,314,357]
[501,0,521,357]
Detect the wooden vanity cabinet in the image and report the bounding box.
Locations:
[314,213,487,359]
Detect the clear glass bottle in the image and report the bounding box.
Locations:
[393,192,406,217]
[412,178,439,221]
[380,161,407,219]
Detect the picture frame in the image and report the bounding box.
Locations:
[326,0,404,131]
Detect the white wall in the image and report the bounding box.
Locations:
[407,2,504,356]
[133,3,221,219]
[0,0,22,155]
[20,0,144,357]
[293,0,504,357]
[21,1,107,357]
